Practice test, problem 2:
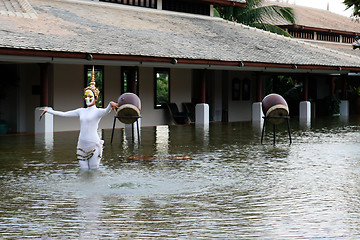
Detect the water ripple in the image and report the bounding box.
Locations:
[1,118,360,239]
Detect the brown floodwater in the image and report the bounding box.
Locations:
[1,117,360,239]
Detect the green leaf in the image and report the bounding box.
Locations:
[216,0,295,36]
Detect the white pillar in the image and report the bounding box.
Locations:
[195,103,209,124]
[340,100,349,116]
[252,102,264,122]
[35,107,53,133]
[299,101,311,124]
[157,0,162,9]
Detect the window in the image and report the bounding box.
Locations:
[154,68,170,108]
[85,65,104,108]
[121,67,139,94]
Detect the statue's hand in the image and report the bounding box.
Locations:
[39,109,48,121]
[110,101,118,111]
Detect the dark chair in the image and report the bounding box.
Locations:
[182,102,195,122]
[165,103,189,124]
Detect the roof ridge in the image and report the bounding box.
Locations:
[53,0,224,22]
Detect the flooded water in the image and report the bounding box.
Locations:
[1,117,360,239]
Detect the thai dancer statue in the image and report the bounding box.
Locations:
[39,67,117,169]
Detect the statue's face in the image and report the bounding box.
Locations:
[84,90,95,106]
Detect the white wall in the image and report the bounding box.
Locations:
[170,68,192,111]
[98,65,121,130]
[138,67,167,126]
[227,71,254,122]
[53,64,83,132]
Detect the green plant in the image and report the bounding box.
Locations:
[324,95,341,115]
[157,77,169,105]
[349,85,360,97]
[343,0,360,18]
[215,0,295,37]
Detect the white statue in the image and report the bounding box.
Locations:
[39,66,117,169]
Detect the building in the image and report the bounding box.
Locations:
[264,1,360,115]
[1,0,360,134]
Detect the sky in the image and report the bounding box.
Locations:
[271,0,353,17]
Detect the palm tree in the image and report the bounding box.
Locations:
[215,0,295,37]
[343,0,360,18]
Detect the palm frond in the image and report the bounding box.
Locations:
[278,7,296,24]
[251,23,293,37]
[343,0,360,16]
[215,0,295,37]
[213,8,221,18]
[255,5,295,24]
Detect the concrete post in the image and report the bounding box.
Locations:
[196,103,209,124]
[340,100,349,116]
[252,102,264,122]
[252,102,263,135]
[299,101,311,122]
[210,4,214,17]
[35,107,53,133]
[157,0,162,9]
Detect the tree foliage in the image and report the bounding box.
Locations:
[215,0,295,37]
[156,73,169,107]
[343,0,360,18]
[87,69,103,108]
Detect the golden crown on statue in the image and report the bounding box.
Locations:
[84,66,100,98]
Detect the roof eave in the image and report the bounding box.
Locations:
[0,48,357,73]
[279,24,360,37]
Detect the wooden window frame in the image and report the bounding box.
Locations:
[121,66,139,94]
[84,65,104,108]
[154,68,170,109]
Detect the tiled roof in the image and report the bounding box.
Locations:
[1,0,360,68]
[0,0,37,18]
[301,40,360,58]
[263,1,360,34]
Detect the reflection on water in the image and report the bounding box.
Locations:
[156,125,169,155]
[1,117,360,239]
